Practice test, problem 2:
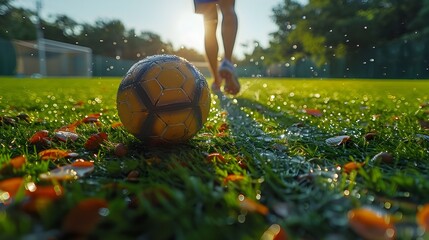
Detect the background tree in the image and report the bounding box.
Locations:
[270,0,425,66]
[1,0,205,62]
[174,46,206,63]
[238,41,272,76]
[42,15,79,44]
[0,0,35,40]
[409,0,429,35]
[77,20,128,58]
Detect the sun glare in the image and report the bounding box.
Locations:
[176,14,205,53]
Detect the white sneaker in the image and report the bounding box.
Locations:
[219,60,240,95]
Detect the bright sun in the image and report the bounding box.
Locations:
[175,14,205,53]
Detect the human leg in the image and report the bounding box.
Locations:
[218,0,240,95]
[218,0,237,62]
[194,1,223,92]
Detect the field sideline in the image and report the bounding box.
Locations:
[1,77,429,239]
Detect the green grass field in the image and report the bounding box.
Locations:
[1,77,429,239]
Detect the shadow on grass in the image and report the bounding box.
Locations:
[214,91,318,175]
[213,91,355,237]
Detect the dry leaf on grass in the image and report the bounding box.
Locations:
[417,204,429,231]
[238,194,269,215]
[62,198,108,236]
[305,108,323,117]
[348,208,395,240]
[39,149,72,161]
[84,132,108,150]
[39,160,94,181]
[325,135,350,146]
[343,162,365,174]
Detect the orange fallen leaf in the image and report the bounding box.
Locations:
[29,130,50,144]
[81,113,102,124]
[22,183,62,214]
[26,184,64,200]
[84,132,108,150]
[57,121,80,133]
[69,160,95,178]
[305,108,323,117]
[216,132,228,138]
[6,155,26,169]
[206,152,225,162]
[111,122,123,128]
[417,204,429,231]
[0,177,24,198]
[348,208,395,240]
[22,197,55,215]
[39,149,70,161]
[218,123,229,132]
[238,194,269,215]
[62,198,108,236]
[223,174,245,184]
[71,159,95,168]
[343,162,365,174]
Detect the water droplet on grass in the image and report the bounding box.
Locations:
[237,214,246,223]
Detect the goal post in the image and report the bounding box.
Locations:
[13,38,92,77]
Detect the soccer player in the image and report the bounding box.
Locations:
[194,0,240,95]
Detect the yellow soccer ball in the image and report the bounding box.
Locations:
[116,55,211,144]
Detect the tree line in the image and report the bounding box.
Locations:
[1,0,428,76]
[243,0,429,68]
[0,0,205,62]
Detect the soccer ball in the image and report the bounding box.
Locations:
[116,55,211,144]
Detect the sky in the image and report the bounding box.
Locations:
[12,0,303,58]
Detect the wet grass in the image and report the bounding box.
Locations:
[1,77,429,239]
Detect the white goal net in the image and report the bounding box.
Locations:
[13,38,92,77]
